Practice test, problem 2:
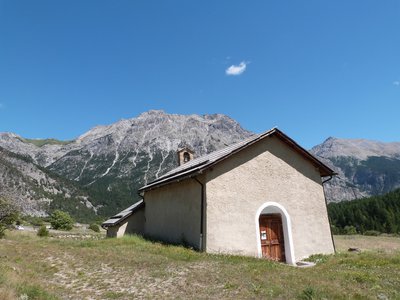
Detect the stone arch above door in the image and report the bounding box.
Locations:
[255,202,296,265]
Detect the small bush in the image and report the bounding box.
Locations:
[26,216,44,227]
[364,230,381,236]
[330,225,341,235]
[343,225,357,235]
[0,224,6,239]
[88,223,100,233]
[37,225,49,237]
[0,197,19,239]
[49,210,74,231]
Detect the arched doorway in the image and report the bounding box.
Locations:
[255,202,295,265]
[259,214,285,261]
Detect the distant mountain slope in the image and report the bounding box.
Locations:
[0,146,96,221]
[311,137,400,202]
[311,137,400,160]
[2,110,400,218]
[0,110,253,216]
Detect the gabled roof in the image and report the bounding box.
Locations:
[139,128,336,193]
[101,200,144,228]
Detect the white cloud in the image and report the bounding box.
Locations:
[393,81,400,86]
[226,61,247,76]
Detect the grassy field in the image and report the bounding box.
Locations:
[1,231,400,299]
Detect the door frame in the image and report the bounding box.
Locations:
[255,202,295,265]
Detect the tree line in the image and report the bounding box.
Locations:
[328,188,400,234]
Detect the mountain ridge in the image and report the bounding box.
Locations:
[0,110,254,217]
[1,110,400,217]
[310,136,400,202]
[311,136,400,160]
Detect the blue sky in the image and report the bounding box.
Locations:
[0,1,399,148]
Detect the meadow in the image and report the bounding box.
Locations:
[1,230,400,299]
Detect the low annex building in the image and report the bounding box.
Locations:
[102,128,336,264]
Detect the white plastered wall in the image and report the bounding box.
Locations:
[144,178,202,249]
[205,136,334,261]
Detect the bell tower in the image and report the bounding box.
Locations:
[177,147,195,166]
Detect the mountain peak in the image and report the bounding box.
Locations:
[311,137,400,160]
[323,136,337,143]
[138,109,166,117]
[0,132,20,140]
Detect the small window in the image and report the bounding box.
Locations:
[183,152,190,163]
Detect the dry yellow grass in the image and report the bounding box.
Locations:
[0,231,399,299]
[334,234,400,253]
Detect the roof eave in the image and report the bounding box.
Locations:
[101,200,145,228]
[138,169,203,193]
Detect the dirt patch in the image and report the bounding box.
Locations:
[44,254,218,299]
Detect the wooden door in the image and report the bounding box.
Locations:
[259,214,285,262]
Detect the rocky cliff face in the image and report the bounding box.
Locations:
[310,137,400,202]
[0,146,96,219]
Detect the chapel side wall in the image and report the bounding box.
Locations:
[116,222,128,238]
[106,208,145,238]
[106,226,119,238]
[106,222,129,238]
[144,179,202,249]
[125,208,145,235]
[205,136,334,261]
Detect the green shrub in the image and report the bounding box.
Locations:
[0,224,6,239]
[88,223,100,232]
[0,197,19,238]
[49,210,74,231]
[330,225,341,235]
[344,225,357,235]
[26,216,44,227]
[364,230,381,236]
[37,225,49,237]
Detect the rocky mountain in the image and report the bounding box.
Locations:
[1,110,400,218]
[310,137,400,202]
[0,110,253,217]
[0,146,96,220]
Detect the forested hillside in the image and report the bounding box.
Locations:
[328,189,400,234]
